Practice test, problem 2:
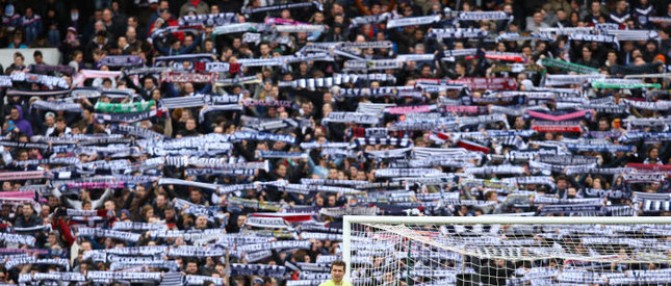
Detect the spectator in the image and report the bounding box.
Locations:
[2,4,21,33]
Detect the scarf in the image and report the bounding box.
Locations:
[94,108,164,123]
[98,55,144,67]
[95,100,154,113]
[592,81,660,89]
[73,70,121,87]
[216,75,262,86]
[456,11,512,21]
[31,100,81,112]
[160,72,217,83]
[230,264,286,278]
[526,110,592,122]
[322,112,379,125]
[0,75,12,87]
[153,54,215,66]
[449,77,518,90]
[0,232,36,246]
[428,28,489,39]
[0,171,48,181]
[212,23,264,35]
[349,13,392,27]
[343,59,404,71]
[198,104,244,122]
[544,74,605,86]
[241,117,311,131]
[228,196,282,212]
[540,58,599,74]
[569,33,620,49]
[10,72,69,89]
[178,12,237,26]
[384,104,437,115]
[622,99,671,111]
[86,271,162,282]
[374,168,442,178]
[274,24,325,33]
[5,89,71,97]
[242,1,322,15]
[387,15,441,29]
[78,227,141,242]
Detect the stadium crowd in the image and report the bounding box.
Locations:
[1,0,671,285]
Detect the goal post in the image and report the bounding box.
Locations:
[342,215,671,285]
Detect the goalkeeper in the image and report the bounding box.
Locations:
[320,260,352,286]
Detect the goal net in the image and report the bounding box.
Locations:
[343,216,671,286]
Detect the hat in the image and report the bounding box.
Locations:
[121,209,131,217]
[654,54,666,63]
[253,277,263,285]
[44,112,56,120]
[5,4,14,17]
[67,27,77,34]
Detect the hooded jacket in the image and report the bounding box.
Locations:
[12,105,33,137]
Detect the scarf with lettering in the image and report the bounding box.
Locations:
[0,171,49,181]
[227,197,282,212]
[274,24,325,33]
[31,99,81,112]
[215,75,262,86]
[428,28,489,39]
[620,132,671,144]
[387,15,441,29]
[110,124,164,139]
[349,12,392,27]
[212,22,264,35]
[78,227,141,242]
[98,55,144,67]
[384,105,438,115]
[322,112,379,125]
[343,59,404,71]
[10,72,69,89]
[179,12,237,26]
[160,72,217,83]
[94,100,154,113]
[230,264,286,278]
[241,117,311,132]
[338,87,423,99]
[622,99,671,111]
[93,108,164,123]
[374,168,442,178]
[456,11,513,22]
[242,1,322,15]
[6,257,69,271]
[569,33,620,49]
[153,54,215,67]
[544,74,605,86]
